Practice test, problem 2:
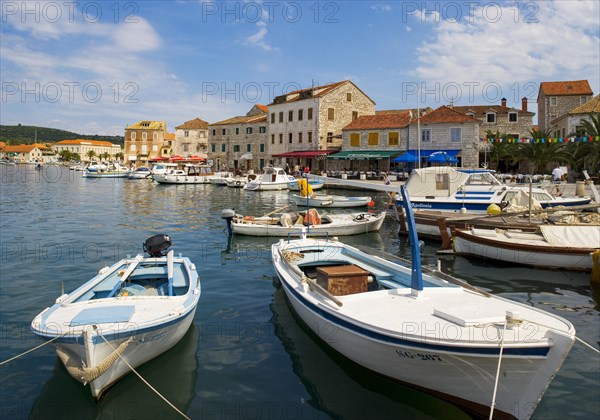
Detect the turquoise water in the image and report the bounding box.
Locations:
[0,165,598,419]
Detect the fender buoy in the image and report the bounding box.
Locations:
[236,181,241,186]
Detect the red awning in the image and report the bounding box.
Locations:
[149,156,167,161]
[272,149,339,158]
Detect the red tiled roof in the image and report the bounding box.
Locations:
[453,104,534,116]
[3,144,40,153]
[175,118,209,130]
[164,133,176,140]
[268,80,375,106]
[417,106,480,124]
[342,111,412,131]
[255,104,268,113]
[539,80,593,96]
[55,139,116,146]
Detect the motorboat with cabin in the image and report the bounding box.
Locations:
[243,167,296,191]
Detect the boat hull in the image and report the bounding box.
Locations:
[244,181,290,191]
[83,171,131,178]
[153,174,211,184]
[291,194,372,208]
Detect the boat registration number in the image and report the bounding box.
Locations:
[396,350,442,362]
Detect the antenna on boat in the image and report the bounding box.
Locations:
[399,186,423,293]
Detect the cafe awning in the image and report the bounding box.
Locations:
[392,149,459,163]
[328,150,400,160]
[239,153,253,160]
[272,149,338,158]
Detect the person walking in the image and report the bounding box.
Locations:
[552,165,564,183]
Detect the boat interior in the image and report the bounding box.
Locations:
[74,261,190,302]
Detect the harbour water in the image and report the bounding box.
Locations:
[0,165,598,419]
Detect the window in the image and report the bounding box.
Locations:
[308,108,313,120]
[279,134,283,144]
[211,144,216,152]
[142,132,147,140]
[130,144,136,151]
[236,128,240,135]
[260,144,265,152]
[298,109,303,121]
[279,112,283,123]
[183,144,190,152]
[289,133,293,144]
[327,108,335,120]
[298,132,303,143]
[308,131,313,143]
[212,129,216,136]
[141,145,147,154]
[200,131,206,138]
[259,126,266,133]
[486,113,496,123]
[271,134,275,144]
[131,132,136,140]
[233,145,240,152]
[184,130,189,137]
[508,112,518,122]
[346,93,352,102]
[153,132,158,140]
[388,132,399,146]
[350,133,360,147]
[271,113,275,123]
[580,96,588,105]
[152,145,158,152]
[421,129,431,142]
[352,111,358,121]
[288,110,293,122]
[247,144,252,152]
[222,129,226,135]
[450,128,462,142]
[550,114,557,122]
[550,97,557,106]
[368,132,379,146]
[221,144,226,152]
[327,132,333,143]
[246,127,253,134]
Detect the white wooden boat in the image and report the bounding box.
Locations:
[291,194,373,208]
[31,235,201,398]
[83,162,131,178]
[271,186,575,420]
[452,225,599,271]
[244,167,296,191]
[127,167,152,179]
[222,209,386,237]
[210,171,233,186]
[289,179,325,191]
[225,174,257,188]
[153,164,213,184]
[395,166,590,213]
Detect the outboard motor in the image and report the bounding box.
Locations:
[221,209,236,236]
[143,234,172,257]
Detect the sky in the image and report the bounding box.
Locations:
[1,0,599,136]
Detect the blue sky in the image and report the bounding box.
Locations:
[1,0,599,136]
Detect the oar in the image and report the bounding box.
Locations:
[263,205,289,217]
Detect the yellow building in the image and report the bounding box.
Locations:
[124,120,167,163]
[53,139,121,161]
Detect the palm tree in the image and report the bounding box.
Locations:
[580,112,600,137]
[58,149,72,162]
[485,130,518,171]
[86,150,96,162]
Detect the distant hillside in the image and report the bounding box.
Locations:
[0,125,124,146]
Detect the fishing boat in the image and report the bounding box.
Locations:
[452,225,600,271]
[288,178,325,191]
[243,167,296,191]
[127,167,152,179]
[30,235,201,399]
[271,186,575,420]
[395,166,590,213]
[153,164,214,184]
[222,209,386,237]
[83,162,131,178]
[291,178,373,208]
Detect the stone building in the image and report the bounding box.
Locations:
[174,118,210,158]
[334,110,414,172]
[549,94,600,139]
[124,120,167,164]
[405,106,480,168]
[267,80,376,172]
[208,105,268,172]
[53,139,121,161]
[537,80,593,132]
[453,98,534,139]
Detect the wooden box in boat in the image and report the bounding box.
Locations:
[316,265,369,296]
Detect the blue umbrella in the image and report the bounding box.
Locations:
[427,151,458,164]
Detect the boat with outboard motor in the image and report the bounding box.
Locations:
[271,186,576,420]
[83,162,131,178]
[394,166,590,213]
[30,234,201,399]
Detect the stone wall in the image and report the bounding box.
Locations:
[173,128,208,157]
[209,121,268,172]
[267,98,320,156]
[539,94,592,132]
[124,128,165,162]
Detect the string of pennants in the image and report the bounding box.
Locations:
[482,136,600,143]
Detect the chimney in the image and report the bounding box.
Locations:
[501,98,507,108]
[522,97,528,112]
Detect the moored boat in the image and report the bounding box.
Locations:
[289,178,325,191]
[244,167,296,191]
[127,167,152,179]
[153,164,214,184]
[83,162,131,178]
[271,186,576,419]
[291,194,374,208]
[30,235,201,399]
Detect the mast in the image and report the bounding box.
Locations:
[417,85,421,169]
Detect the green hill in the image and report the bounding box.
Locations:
[0,125,124,146]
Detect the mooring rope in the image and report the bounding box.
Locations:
[489,319,508,420]
[0,332,68,366]
[98,333,190,420]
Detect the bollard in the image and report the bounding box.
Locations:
[575,181,585,197]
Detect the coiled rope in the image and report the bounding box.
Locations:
[98,333,190,420]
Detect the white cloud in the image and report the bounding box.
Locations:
[245,21,277,51]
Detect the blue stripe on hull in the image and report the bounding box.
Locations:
[395,201,492,212]
[277,272,550,357]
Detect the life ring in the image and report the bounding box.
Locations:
[236,181,241,186]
